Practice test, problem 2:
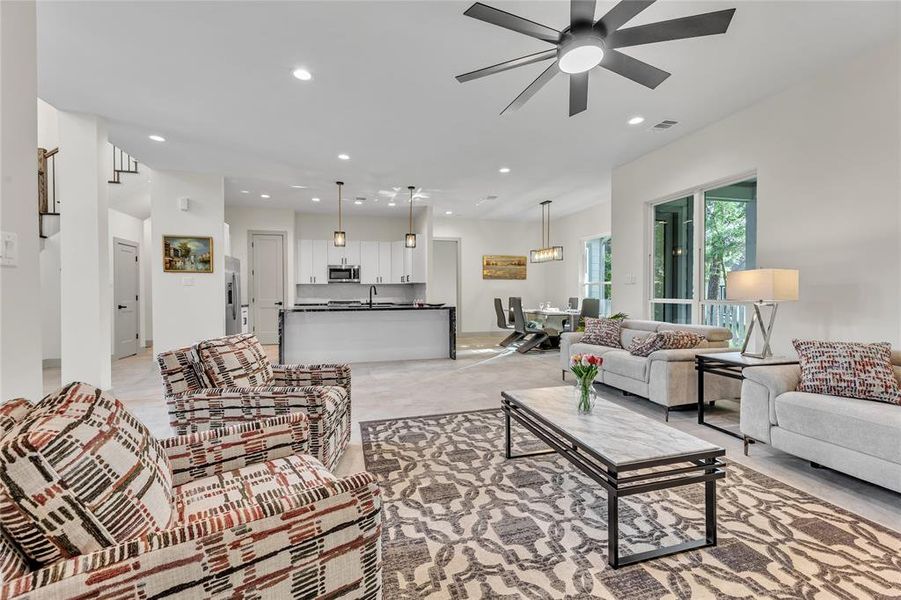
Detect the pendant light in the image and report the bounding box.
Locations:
[333,181,346,247]
[530,200,563,263]
[405,185,416,248]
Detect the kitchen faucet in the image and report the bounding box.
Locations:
[369,285,378,308]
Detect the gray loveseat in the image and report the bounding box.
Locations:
[741,358,901,493]
[560,319,741,419]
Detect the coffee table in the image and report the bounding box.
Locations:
[501,386,726,569]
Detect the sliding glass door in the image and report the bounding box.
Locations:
[651,196,693,323]
[649,177,757,343]
[583,236,612,316]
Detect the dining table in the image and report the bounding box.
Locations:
[523,307,581,333]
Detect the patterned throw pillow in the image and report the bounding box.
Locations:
[628,330,703,357]
[793,340,901,405]
[581,317,622,348]
[0,383,174,567]
[628,333,664,357]
[196,333,274,388]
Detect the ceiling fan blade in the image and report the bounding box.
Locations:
[501,61,559,114]
[606,9,736,48]
[464,2,560,44]
[456,49,557,83]
[599,49,670,89]
[571,0,596,28]
[595,0,655,36]
[569,72,589,116]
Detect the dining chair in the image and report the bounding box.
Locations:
[495,298,524,347]
[511,297,549,354]
[568,297,579,310]
[581,298,601,319]
[507,296,520,325]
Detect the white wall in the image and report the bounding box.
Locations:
[225,206,296,306]
[295,212,410,242]
[542,202,611,309]
[0,0,43,401]
[142,217,152,345]
[109,208,146,348]
[58,111,112,389]
[151,171,225,352]
[433,217,548,333]
[611,39,900,355]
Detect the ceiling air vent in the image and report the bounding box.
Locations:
[652,119,679,131]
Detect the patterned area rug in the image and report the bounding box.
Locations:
[360,409,901,599]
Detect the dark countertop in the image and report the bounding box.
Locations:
[284,303,452,312]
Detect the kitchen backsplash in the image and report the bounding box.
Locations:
[296,283,427,304]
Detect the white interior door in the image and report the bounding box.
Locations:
[431,239,459,329]
[113,239,139,359]
[250,233,285,344]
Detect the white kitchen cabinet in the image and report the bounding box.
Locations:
[361,241,393,284]
[326,240,361,266]
[391,241,406,283]
[360,241,380,284]
[344,240,361,266]
[298,239,329,285]
[378,242,393,284]
[410,242,427,284]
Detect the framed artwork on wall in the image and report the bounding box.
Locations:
[163,235,214,273]
[482,255,527,280]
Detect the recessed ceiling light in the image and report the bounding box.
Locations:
[292,68,312,81]
[148,134,166,142]
[291,185,307,189]
[338,153,350,160]
[499,167,511,173]
[445,210,454,215]
[628,115,645,126]
[354,200,363,205]
[388,202,396,207]
[260,194,270,199]
[240,190,249,194]
[311,197,320,202]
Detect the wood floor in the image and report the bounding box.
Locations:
[43,333,900,532]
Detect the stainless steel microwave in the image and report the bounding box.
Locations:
[328,265,360,283]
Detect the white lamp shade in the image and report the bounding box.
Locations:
[726,269,799,302]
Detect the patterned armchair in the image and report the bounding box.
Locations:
[0,383,382,599]
[158,333,351,470]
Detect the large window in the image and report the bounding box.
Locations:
[583,236,611,315]
[649,177,757,342]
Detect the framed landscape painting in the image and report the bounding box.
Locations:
[482,255,527,280]
[163,235,214,273]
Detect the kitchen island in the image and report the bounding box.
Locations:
[279,304,456,364]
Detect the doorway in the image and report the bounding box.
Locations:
[432,238,461,331]
[113,237,139,359]
[249,232,286,344]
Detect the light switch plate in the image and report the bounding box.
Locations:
[0,232,18,267]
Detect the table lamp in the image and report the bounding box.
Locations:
[726,269,799,358]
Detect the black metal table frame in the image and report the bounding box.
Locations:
[695,356,747,443]
[502,394,726,569]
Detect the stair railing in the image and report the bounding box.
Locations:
[108,145,139,183]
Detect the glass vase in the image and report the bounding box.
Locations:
[576,377,596,413]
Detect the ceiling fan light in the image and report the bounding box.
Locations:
[558,42,604,74]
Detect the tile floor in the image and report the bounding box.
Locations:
[43,333,900,532]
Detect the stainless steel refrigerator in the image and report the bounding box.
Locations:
[225,257,242,334]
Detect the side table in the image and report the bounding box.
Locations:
[696,352,799,454]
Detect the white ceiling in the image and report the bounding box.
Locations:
[37,1,898,220]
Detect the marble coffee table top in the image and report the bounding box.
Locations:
[502,386,723,468]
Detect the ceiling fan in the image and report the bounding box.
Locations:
[455,0,736,116]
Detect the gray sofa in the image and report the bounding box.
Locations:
[560,319,741,418]
[741,359,901,493]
